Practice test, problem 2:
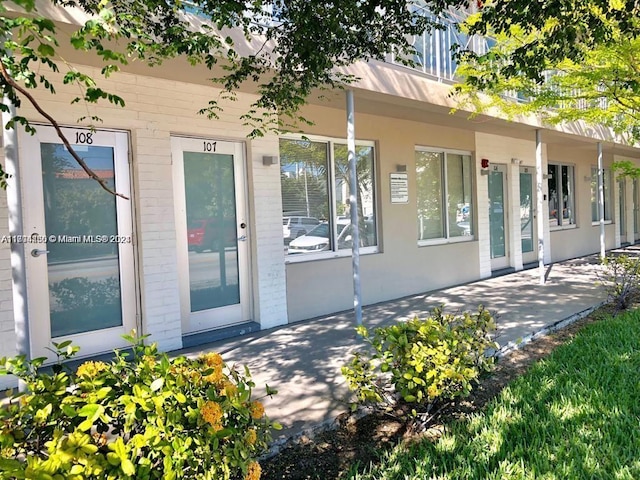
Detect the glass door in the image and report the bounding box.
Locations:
[520,167,537,264]
[172,137,250,334]
[619,179,627,241]
[21,127,136,360]
[489,164,509,270]
[634,179,640,241]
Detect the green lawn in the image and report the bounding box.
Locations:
[346,310,640,480]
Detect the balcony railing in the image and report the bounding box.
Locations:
[388,5,491,83]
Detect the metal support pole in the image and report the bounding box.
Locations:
[535,129,545,285]
[598,142,606,259]
[346,90,362,326]
[3,97,30,388]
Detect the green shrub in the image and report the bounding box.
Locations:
[598,254,640,312]
[342,306,498,407]
[0,334,279,480]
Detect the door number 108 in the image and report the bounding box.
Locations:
[75,132,93,144]
[203,141,217,152]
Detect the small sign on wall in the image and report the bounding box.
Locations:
[390,173,409,204]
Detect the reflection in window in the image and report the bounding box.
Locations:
[416,149,473,242]
[279,138,377,256]
[591,167,612,222]
[548,163,575,227]
[183,152,239,312]
[334,144,376,249]
[41,143,122,337]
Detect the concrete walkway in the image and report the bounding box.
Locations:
[180,251,614,445]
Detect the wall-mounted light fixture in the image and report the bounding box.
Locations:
[511,158,522,165]
[262,155,278,166]
[396,164,407,172]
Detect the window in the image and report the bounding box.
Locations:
[416,148,473,243]
[279,137,377,258]
[547,163,575,227]
[591,167,612,222]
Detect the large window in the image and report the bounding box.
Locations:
[280,137,377,257]
[591,167,612,222]
[547,163,575,227]
[416,148,473,243]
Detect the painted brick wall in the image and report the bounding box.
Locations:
[475,132,548,274]
[247,138,288,329]
[0,64,288,368]
[0,150,15,391]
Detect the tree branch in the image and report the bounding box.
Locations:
[0,60,129,200]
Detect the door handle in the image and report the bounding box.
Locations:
[237,235,247,242]
[30,249,49,257]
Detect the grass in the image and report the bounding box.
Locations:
[345,310,640,480]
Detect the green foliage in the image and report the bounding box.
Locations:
[0,335,280,480]
[342,306,498,408]
[346,310,640,480]
[0,0,467,140]
[455,2,640,144]
[598,254,640,312]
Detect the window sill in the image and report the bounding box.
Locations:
[284,246,379,264]
[550,224,577,232]
[417,236,475,247]
[591,221,613,226]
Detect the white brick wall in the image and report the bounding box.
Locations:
[0,64,289,374]
[247,139,288,330]
[475,132,548,273]
[0,149,16,390]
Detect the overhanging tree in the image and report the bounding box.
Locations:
[453,0,640,148]
[0,0,467,196]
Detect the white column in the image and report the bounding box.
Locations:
[346,90,362,326]
[536,130,545,285]
[598,142,606,259]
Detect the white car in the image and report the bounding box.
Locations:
[282,216,320,244]
[288,221,353,254]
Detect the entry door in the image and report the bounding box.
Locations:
[634,179,640,241]
[21,126,136,360]
[489,164,509,270]
[619,179,627,241]
[519,167,537,264]
[171,137,251,334]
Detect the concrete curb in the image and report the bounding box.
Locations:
[495,301,608,359]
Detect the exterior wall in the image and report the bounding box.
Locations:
[5,64,287,357]
[2,45,640,392]
[285,104,480,322]
[0,153,15,390]
[614,155,640,246]
[546,144,617,262]
[474,133,548,272]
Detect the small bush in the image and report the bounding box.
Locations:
[598,254,640,312]
[0,334,279,480]
[342,306,498,407]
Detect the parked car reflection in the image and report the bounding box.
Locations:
[188,219,236,253]
[288,221,353,253]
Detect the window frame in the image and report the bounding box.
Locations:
[415,146,475,247]
[280,134,379,263]
[547,162,577,230]
[591,166,613,224]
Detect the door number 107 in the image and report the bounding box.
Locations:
[203,141,217,152]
